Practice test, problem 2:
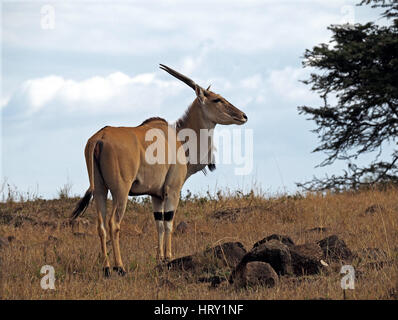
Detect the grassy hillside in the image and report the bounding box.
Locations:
[0,187,397,300]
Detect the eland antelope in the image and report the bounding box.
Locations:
[71,64,248,277]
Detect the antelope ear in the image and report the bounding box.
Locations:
[195,85,206,105]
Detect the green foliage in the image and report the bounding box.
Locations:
[298,0,398,191]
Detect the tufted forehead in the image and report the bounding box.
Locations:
[204,90,222,99]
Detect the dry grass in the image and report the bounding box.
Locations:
[0,187,397,300]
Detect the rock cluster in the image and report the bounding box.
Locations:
[162,233,353,289]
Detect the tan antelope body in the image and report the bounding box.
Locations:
[71,65,247,277]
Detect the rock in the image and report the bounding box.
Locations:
[175,221,189,234]
[244,239,328,277]
[165,255,198,272]
[290,243,327,275]
[204,242,247,268]
[241,239,293,275]
[317,235,353,262]
[230,261,279,288]
[165,242,247,273]
[252,234,295,249]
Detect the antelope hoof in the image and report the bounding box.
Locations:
[103,267,111,278]
[113,266,127,277]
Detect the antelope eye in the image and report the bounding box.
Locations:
[212,98,221,103]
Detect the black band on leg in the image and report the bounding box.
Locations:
[164,211,174,222]
[154,212,163,220]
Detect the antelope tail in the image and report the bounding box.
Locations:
[70,139,101,220]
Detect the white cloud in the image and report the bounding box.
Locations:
[4,71,185,116]
[3,64,323,118]
[267,66,318,102]
[0,96,10,109]
[22,76,65,112]
[16,72,183,114]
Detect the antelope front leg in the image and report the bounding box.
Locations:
[152,196,165,262]
[163,211,174,261]
[163,191,180,261]
[154,212,165,261]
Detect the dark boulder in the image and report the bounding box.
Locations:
[230,261,278,288]
[290,243,327,275]
[204,242,247,267]
[317,235,353,262]
[252,234,294,249]
[242,239,293,275]
[164,255,198,272]
[165,242,247,273]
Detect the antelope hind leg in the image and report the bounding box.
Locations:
[163,191,180,261]
[109,188,129,276]
[94,188,111,277]
[152,196,165,262]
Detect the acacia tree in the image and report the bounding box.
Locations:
[297,0,398,191]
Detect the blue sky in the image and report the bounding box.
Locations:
[0,0,385,199]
